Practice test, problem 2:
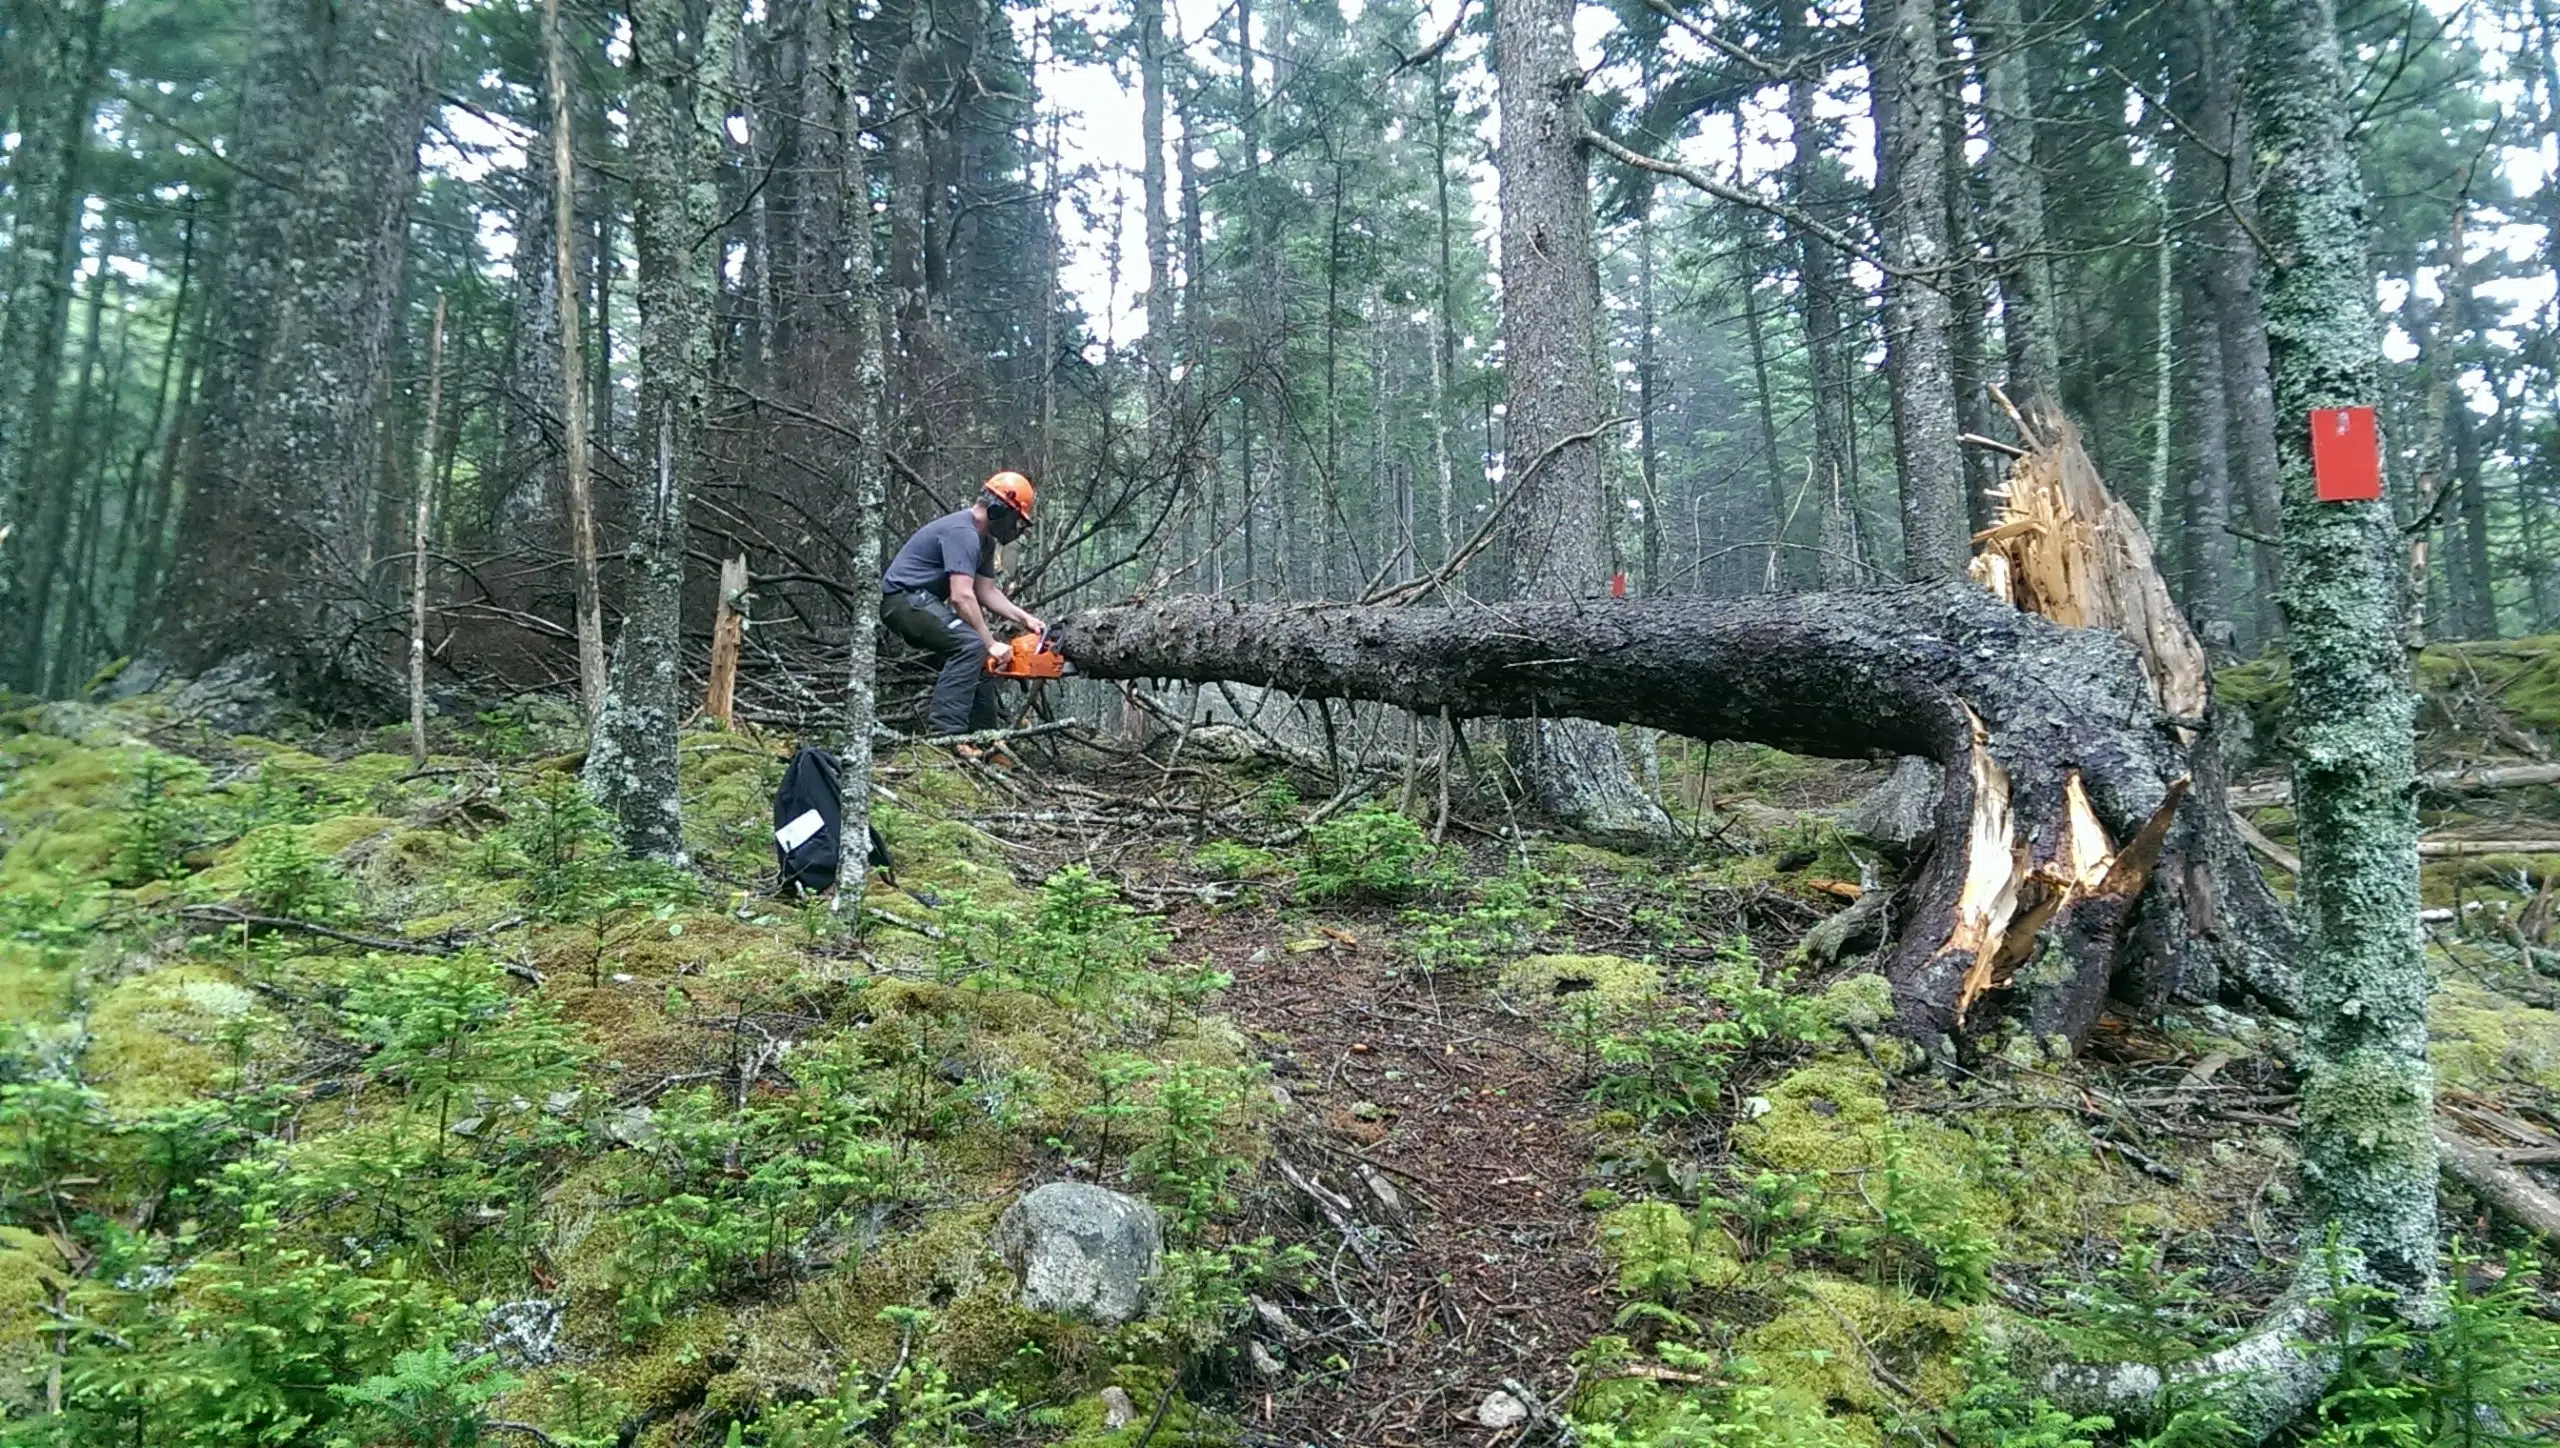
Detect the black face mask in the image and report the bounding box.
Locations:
[988,506,1027,544]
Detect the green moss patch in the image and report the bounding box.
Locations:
[2431,979,2560,1097]
[1497,953,1662,1013]
[1598,1199,1744,1295]
[1737,1273,1971,1431]
[82,964,285,1108]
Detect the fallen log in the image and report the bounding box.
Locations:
[2230,759,2560,810]
[1058,581,2295,1053]
[2434,1126,2560,1243]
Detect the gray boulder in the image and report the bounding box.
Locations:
[166,655,287,735]
[993,1182,1162,1325]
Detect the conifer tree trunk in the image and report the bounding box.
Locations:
[159,0,445,698]
[2440,208,2496,638]
[1430,55,1465,570]
[25,247,116,695]
[2199,0,2285,647]
[0,0,106,690]
[1493,0,1668,836]
[2245,0,2439,1308]
[546,0,609,720]
[584,0,736,860]
[1635,203,1667,595]
[2170,1,2235,652]
[1784,1,1862,587]
[1969,0,2057,407]
[1939,55,2001,530]
[1137,0,1172,436]
[1059,582,2292,1051]
[836,19,889,914]
[1868,0,1969,578]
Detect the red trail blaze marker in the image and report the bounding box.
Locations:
[1610,571,1628,599]
[2309,406,2381,503]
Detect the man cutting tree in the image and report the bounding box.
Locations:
[880,471,1046,756]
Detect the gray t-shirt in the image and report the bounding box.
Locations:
[881,509,996,597]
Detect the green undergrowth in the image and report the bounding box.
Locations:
[0,700,1288,1446]
[1488,838,2559,1446]
[2217,630,2560,755]
[1574,1041,2560,1445]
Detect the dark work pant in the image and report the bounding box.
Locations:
[881,589,1003,735]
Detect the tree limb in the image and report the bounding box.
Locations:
[1584,127,1907,280]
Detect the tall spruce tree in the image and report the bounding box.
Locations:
[2247,0,2439,1312]
[583,0,737,859]
[1492,0,1669,836]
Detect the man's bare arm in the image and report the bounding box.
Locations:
[946,575,1007,660]
[977,578,1046,634]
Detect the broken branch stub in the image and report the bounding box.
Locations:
[1058,583,2294,1052]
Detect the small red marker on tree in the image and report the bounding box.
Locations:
[2309,406,2381,502]
[1610,571,1628,599]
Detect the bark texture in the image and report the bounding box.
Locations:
[159,0,445,699]
[0,0,107,688]
[583,0,735,860]
[836,16,889,915]
[2246,0,2439,1303]
[1784,1,1859,581]
[2169,6,2236,652]
[1868,0,1969,579]
[2198,0,2285,644]
[545,0,608,720]
[1059,585,2292,1052]
[1492,0,1669,836]
[1969,0,2058,408]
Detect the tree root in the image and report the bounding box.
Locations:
[2047,1288,2334,1443]
[2045,1133,2560,1441]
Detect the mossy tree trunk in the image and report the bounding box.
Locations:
[1491,0,1670,838]
[1059,585,2295,1053]
[157,0,446,701]
[584,0,736,861]
[2245,0,2439,1306]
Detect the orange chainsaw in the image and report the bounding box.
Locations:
[985,627,1072,680]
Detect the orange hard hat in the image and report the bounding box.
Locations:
[981,471,1036,520]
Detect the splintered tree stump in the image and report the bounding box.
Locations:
[700,555,749,729]
[1058,583,2295,1055]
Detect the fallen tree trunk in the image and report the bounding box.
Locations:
[1058,581,2296,1053]
[2434,1125,2560,1244]
[2229,759,2560,810]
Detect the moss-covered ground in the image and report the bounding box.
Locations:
[1,693,2554,1446]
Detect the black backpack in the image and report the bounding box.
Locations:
[773,747,895,895]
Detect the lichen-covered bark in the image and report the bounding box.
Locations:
[1492,0,1668,837]
[2246,0,2439,1303]
[1059,586,2294,1049]
[0,0,108,688]
[835,16,888,914]
[584,0,735,861]
[159,0,445,699]
[1868,0,1969,579]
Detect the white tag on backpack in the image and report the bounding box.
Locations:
[775,809,826,852]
